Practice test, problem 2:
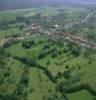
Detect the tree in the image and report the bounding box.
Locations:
[63,69,71,79]
[22,40,34,49]
[70,45,81,57]
[94,96,96,100]
[46,60,51,65]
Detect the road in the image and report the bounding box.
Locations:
[65,12,93,29]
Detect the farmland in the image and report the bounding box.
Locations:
[0,6,96,100]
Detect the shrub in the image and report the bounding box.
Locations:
[71,46,81,57]
[46,60,51,65]
[63,69,71,79]
[22,40,34,49]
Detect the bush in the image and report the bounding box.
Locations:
[51,51,59,58]
[63,69,71,79]
[46,60,51,65]
[42,44,50,50]
[22,40,35,49]
[71,46,81,57]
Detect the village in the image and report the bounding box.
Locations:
[1,17,96,50]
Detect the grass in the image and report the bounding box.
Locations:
[0,58,24,95]
[0,8,38,22]
[6,38,45,58]
[28,67,56,100]
[6,35,96,88]
[0,6,86,22]
[0,7,59,22]
[67,90,94,100]
[0,27,21,38]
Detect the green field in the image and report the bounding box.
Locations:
[6,35,96,85]
[67,90,94,100]
[4,34,96,99]
[0,8,38,21]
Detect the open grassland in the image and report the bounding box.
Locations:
[0,7,59,22]
[0,8,38,21]
[0,6,87,22]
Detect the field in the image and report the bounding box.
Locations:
[0,6,96,100]
[5,35,96,100]
[0,8,37,21]
[67,90,94,100]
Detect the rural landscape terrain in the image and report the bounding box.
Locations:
[0,1,96,100]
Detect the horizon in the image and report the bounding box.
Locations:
[0,0,96,10]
